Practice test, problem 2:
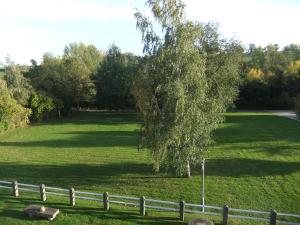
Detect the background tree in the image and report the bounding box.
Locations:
[63,42,104,75]
[95,44,139,110]
[62,57,96,110]
[28,91,56,121]
[4,62,32,106]
[134,0,242,176]
[25,53,68,114]
[237,44,299,109]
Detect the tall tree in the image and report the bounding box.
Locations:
[95,44,139,109]
[64,42,104,75]
[62,57,96,110]
[4,63,32,106]
[134,0,242,176]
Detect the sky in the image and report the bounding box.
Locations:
[0,0,300,65]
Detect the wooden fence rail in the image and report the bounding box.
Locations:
[0,180,299,225]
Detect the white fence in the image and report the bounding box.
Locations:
[0,180,299,225]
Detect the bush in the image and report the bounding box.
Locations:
[0,80,31,131]
[29,92,55,121]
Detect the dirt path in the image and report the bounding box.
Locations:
[267,110,299,121]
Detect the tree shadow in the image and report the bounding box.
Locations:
[0,162,172,188]
[41,111,140,126]
[0,157,299,190]
[0,194,185,225]
[214,114,300,145]
[0,130,138,148]
[206,158,300,177]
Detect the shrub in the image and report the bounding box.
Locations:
[0,80,31,131]
[29,92,55,121]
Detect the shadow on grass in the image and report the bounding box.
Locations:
[0,162,167,188]
[41,111,140,126]
[0,194,185,225]
[215,114,300,145]
[0,130,138,148]
[0,158,299,189]
[206,158,300,177]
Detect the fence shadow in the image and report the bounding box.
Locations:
[0,194,185,225]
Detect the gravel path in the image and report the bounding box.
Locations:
[267,110,299,121]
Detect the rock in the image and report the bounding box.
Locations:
[188,218,214,225]
[24,205,59,221]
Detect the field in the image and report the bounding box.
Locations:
[0,112,299,224]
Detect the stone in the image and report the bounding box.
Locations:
[24,205,60,221]
[188,218,214,225]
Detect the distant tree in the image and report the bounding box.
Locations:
[283,44,300,62]
[95,44,139,109]
[237,43,296,109]
[26,53,96,113]
[64,42,104,75]
[28,91,56,121]
[247,68,267,81]
[134,0,242,177]
[25,54,68,115]
[62,57,96,110]
[4,63,32,106]
[264,44,288,75]
[63,43,104,109]
[285,60,300,77]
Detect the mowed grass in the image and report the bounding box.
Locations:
[0,112,299,225]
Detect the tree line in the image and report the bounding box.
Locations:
[238,43,300,110]
[0,43,140,132]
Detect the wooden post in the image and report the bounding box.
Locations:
[69,188,75,206]
[222,205,229,225]
[103,192,109,211]
[180,201,185,221]
[270,209,277,225]
[39,184,46,202]
[12,181,19,197]
[140,196,145,216]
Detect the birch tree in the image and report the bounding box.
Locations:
[134,0,242,177]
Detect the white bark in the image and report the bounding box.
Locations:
[187,160,191,177]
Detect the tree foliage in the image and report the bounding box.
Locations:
[4,63,32,106]
[28,92,56,121]
[134,0,242,176]
[0,80,31,131]
[95,44,139,110]
[238,44,300,109]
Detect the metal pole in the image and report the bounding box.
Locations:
[201,158,205,212]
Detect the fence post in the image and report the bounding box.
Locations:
[140,196,145,216]
[39,184,46,202]
[69,187,75,206]
[103,192,109,211]
[12,181,19,197]
[222,205,229,225]
[180,201,185,221]
[270,209,277,225]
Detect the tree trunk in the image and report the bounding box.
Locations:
[187,161,191,178]
[58,110,61,119]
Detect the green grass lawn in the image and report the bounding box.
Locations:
[0,112,299,224]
